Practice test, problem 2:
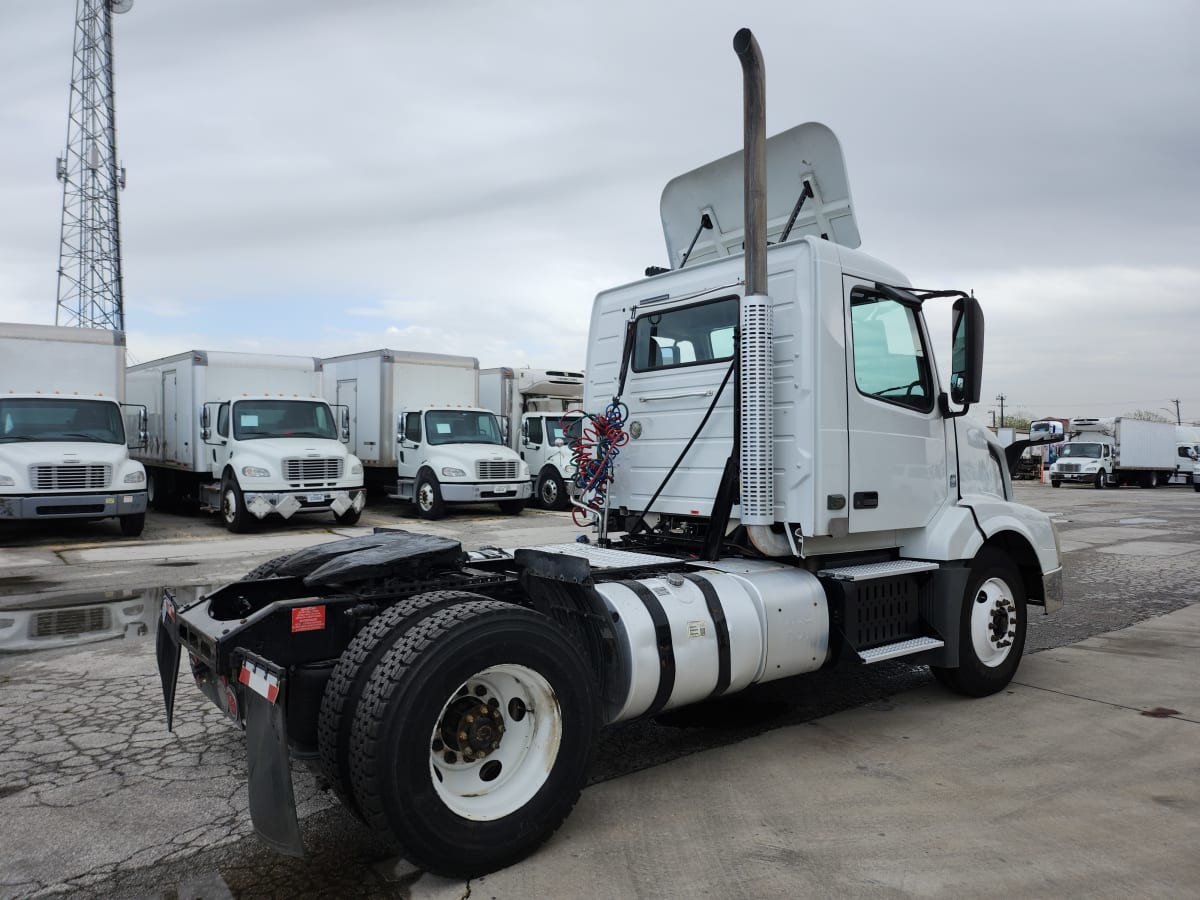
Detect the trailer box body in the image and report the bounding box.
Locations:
[0,322,147,532]
[126,350,364,530]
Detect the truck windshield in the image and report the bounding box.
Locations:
[0,398,125,444]
[1059,443,1102,459]
[425,410,504,446]
[549,416,584,444]
[232,400,337,441]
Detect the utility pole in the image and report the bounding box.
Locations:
[995,394,1006,429]
[1169,399,1182,426]
[55,0,133,331]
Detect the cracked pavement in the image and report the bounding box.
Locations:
[1,483,1199,898]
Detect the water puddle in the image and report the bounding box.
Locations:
[0,584,210,655]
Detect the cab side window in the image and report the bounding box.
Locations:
[851,291,934,412]
[632,295,738,372]
[526,417,544,444]
[217,403,230,438]
[404,412,421,443]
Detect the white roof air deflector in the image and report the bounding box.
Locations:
[659,122,860,269]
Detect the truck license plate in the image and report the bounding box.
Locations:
[305,493,327,503]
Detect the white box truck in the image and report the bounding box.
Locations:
[0,322,147,536]
[156,30,1062,879]
[1171,424,1199,486]
[320,350,531,517]
[126,350,365,531]
[479,366,584,509]
[1050,416,1178,488]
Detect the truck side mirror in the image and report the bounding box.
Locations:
[200,406,210,442]
[946,297,984,413]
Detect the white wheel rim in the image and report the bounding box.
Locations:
[418,484,434,511]
[541,479,557,505]
[970,577,1018,668]
[223,489,237,523]
[429,663,561,821]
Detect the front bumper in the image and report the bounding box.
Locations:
[1051,471,1099,483]
[440,480,533,503]
[243,488,366,520]
[0,489,148,520]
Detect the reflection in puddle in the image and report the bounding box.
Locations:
[0,585,211,654]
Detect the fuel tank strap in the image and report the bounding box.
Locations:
[618,580,676,717]
[682,573,731,697]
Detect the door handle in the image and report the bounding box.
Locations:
[637,390,715,402]
[853,491,879,509]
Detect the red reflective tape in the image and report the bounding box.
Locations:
[266,683,279,704]
[238,665,251,685]
[291,605,326,633]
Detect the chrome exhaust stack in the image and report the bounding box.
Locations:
[733,29,787,556]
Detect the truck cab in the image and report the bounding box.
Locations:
[201,395,365,531]
[394,406,531,517]
[519,409,583,508]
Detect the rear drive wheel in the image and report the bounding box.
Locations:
[932,549,1027,697]
[536,468,568,510]
[221,475,253,533]
[415,471,445,520]
[318,591,483,819]
[118,513,145,537]
[348,600,598,877]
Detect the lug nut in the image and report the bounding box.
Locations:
[474,685,487,696]
[479,706,488,716]
[458,731,468,742]
[443,751,457,764]
[465,715,475,725]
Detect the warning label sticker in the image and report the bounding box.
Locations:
[291,605,326,633]
[687,620,707,638]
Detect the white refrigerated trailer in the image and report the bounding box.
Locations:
[126,350,365,531]
[320,350,531,517]
[0,322,147,535]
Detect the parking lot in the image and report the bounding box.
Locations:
[1,483,1198,899]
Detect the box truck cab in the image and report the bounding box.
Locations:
[127,351,365,532]
[0,323,147,536]
[320,350,531,518]
[479,367,585,509]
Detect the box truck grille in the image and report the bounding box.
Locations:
[477,460,519,480]
[283,458,343,482]
[34,607,110,639]
[30,464,111,490]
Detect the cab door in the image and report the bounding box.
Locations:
[844,280,947,533]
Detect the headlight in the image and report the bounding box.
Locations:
[241,466,271,478]
[441,466,466,478]
[351,463,363,475]
[0,475,14,487]
[1083,464,1098,472]
[124,470,146,484]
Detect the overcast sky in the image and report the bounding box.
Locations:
[2,1,1197,425]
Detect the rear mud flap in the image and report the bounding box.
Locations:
[240,651,305,857]
[155,590,182,731]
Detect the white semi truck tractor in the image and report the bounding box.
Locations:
[0,322,147,536]
[154,30,1063,878]
[479,366,585,509]
[126,350,365,531]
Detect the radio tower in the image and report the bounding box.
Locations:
[54,0,133,331]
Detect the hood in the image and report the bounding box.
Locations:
[232,437,349,461]
[0,441,131,468]
[429,443,527,473]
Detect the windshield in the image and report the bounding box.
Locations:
[232,400,337,441]
[548,416,584,444]
[425,410,503,446]
[0,398,125,445]
[1060,442,1102,459]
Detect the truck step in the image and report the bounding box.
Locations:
[817,559,939,582]
[857,636,944,664]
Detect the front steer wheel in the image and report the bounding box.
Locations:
[347,599,598,878]
[415,472,446,520]
[931,549,1027,697]
[221,476,253,533]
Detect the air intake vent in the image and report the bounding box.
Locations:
[283,458,343,482]
[477,460,519,480]
[739,295,773,524]
[30,464,111,490]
